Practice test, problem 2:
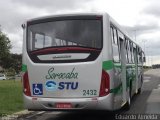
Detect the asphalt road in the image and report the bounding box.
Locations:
[17,69,160,120]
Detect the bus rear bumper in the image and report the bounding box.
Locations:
[24,93,114,111]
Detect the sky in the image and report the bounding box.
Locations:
[0,0,160,66]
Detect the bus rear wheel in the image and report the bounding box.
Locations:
[137,87,141,94]
[137,76,143,94]
[124,87,131,110]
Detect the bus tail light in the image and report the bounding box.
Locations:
[99,70,110,97]
[23,72,31,96]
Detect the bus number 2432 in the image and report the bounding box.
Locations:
[83,90,97,96]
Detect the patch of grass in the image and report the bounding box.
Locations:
[0,80,24,115]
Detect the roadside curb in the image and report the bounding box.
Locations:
[0,110,34,120]
[15,109,33,114]
[13,110,34,118]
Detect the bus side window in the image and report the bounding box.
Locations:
[110,27,115,44]
[125,38,129,63]
[133,43,137,63]
[127,40,132,63]
[139,50,143,64]
[137,47,142,64]
[137,47,139,63]
[130,41,134,63]
[117,30,125,60]
[111,27,120,63]
[113,28,118,45]
[132,43,135,63]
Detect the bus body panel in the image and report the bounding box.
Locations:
[26,52,103,98]
[24,93,114,110]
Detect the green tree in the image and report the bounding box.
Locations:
[0,27,12,69]
[10,54,22,74]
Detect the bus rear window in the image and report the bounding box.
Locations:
[27,19,102,51]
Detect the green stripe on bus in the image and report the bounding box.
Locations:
[103,60,114,70]
[110,83,122,94]
[114,63,121,68]
[22,64,27,72]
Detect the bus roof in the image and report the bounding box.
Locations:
[27,12,106,23]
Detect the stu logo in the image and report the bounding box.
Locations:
[45,80,79,91]
[58,82,78,90]
[45,80,57,91]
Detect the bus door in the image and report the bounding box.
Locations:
[119,37,127,105]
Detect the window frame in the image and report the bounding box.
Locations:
[27,15,103,52]
[125,38,129,63]
[110,25,120,63]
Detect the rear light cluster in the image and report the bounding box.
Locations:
[99,70,110,97]
[23,72,31,96]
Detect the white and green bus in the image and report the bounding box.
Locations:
[22,12,145,111]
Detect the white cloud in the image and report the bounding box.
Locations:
[7,33,23,53]
[89,0,148,26]
[0,0,160,65]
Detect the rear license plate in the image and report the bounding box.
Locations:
[56,103,72,108]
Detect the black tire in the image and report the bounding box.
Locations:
[137,87,141,94]
[137,76,143,95]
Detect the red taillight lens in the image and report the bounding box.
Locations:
[99,70,110,97]
[23,72,31,96]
